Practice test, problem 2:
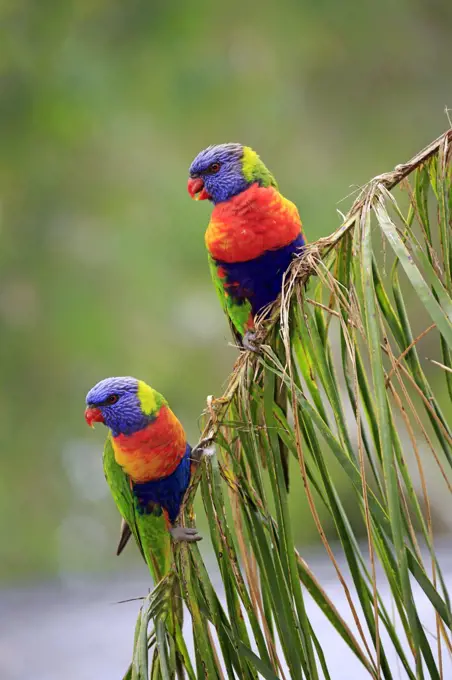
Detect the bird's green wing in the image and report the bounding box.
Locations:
[208,253,252,341]
[103,436,172,582]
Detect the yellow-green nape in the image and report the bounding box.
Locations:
[241,146,278,189]
[241,147,261,182]
[137,380,166,415]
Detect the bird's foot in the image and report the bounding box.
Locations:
[242,331,259,353]
[191,441,216,464]
[170,526,202,543]
[201,443,216,458]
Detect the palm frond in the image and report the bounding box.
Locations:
[129,128,452,679]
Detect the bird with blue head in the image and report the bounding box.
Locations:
[85,376,202,582]
[188,143,306,491]
[188,142,306,349]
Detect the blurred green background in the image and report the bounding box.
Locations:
[1,0,451,582]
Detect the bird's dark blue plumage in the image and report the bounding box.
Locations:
[215,233,305,315]
[132,443,192,523]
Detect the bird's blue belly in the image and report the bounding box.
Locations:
[216,233,305,315]
[132,444,192,523]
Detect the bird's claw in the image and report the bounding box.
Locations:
[191,441,216,463]
[242,331,259,353]
[201,443,216,457]
[170,526,202,543]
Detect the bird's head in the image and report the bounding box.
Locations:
[84,376,164,437]
[188,143,277,205]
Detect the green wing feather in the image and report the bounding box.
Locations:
[208,253,252,340]
[103,436,172,582]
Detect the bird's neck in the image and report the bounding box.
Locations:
[111,406,187,482]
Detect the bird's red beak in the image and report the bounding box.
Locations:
[187,177,210,201]
[84,407,104,428]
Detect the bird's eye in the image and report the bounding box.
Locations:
[207,162,221,174]
[106,394,119,405]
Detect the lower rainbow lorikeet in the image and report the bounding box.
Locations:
[188,144,306,489]
[84,376,202,582]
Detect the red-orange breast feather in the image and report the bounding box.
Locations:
[112,406,187,483]
[205,183,302,263]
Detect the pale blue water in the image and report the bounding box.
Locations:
[1,545,451,679]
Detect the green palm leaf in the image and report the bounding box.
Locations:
[128,128,452,679]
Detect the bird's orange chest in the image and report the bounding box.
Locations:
[112,406,186,483]
[205,184,302,263]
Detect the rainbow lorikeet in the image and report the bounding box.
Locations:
[188,144,306,489]
[187,143,306,351]
[84,376,202,582]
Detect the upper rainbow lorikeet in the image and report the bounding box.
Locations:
[187,143,306,351]
[188,144,306,489]
[84,376,202,582]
